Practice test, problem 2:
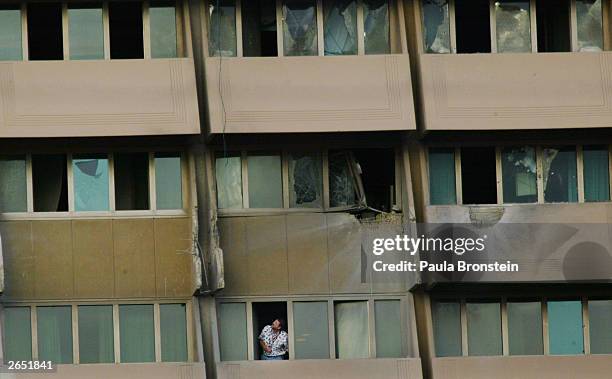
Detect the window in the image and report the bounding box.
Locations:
[334,301,369,359]
[37,306,73,364]
[588,300,612,354]
[422,0,450,53]
[27,3,63,60]
[209,0,237,57]
[543,147,577,203]
[502,146,537,203]
[432,301,461,357]
[73,154,110,212]
[69,4,104,60]
[160,303,188,362]
[293,302,330,359]
[354,149,395,212]
[547,300,584,355]
[374,300,402,358]
[154,153,183,210]
[428,148,456,205]
[536,0,570,52]
[3,307,32,361]
[576,0,603,51]
[109,1,144,59]
[119,304,155,363]
[252,302,287,360]
[329,151,358,207]
[454,0,491,53]
[461,147,497,205]
[288,153,323,208]
[583,145,610,202]
[0,155,27,213]
[507,301,543,355]
[282,0,318,56]
[323,0,357,55]
[218,302,248,361]
[78,305,114,363]
[494,0,532,53]
[150,1,178,58]
[242,0,277,57]
[247,153,283,208]
[33,154,68,212]
[363,0,390,54]
[466,302,502,356]
[215,153,243,209]
[114,153,150,211]
[0,5,22,61]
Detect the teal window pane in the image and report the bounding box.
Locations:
[0,6,22,61]
[429,148,456,205]
[150,1,178,58]
[548,300,584,355]
[247,154,282,208]
[4,307,32,361]
[583,146,610,202]
[432,302,461,357]
[502,146,537,203]
[466,302,502,356]
[69,4,104,60]
[215,154,243,209]
[283,0,318,56]
[293,302,329,359]
[218,302,248,361]
[422,0,450,53]
[155,153,183,210]
[208,0,237,56]
[0,155,27,212]
[576,0,602,51]
[543,147,578,203]
[37,306,73,364]
[323,0,357,55]
[120,304,155,362]
[160,304,188,362]
[364,0,390,54]
[289,153,322,208]
[78,305,114,363]
[375,300,402,358]
[114,153,150,210]
[73,154,109,211]
[507,301,543,355]
[334,301,369,359]
[588,300,612,354]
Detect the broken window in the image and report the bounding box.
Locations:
[329,151,358,207]
[334,301,369,358]
[543,146,577,203]
[33,154,68,212]
[588,300,612,354]
[536,0,570,52]
[354,149,394,212]
[363,0,390,54]
[375,300,402,358]
[454,0,491,53]
[154,153,183,210]
[548,300,583,355]
[583,145,610,202]
[460,147,497,205]
[507,301,543,355]
[37,306,73,364]
[0,5,22,61]
[73,154,110,212]
[247,153,282,208]
[150,1,178,58]
[428,148,456,205]
[494,0,532,53]
[160,303,188,362]
[109,1,144,59]
[466,302,502,356]
[69,3,105,60]
[3,307,32,361]
[215,153,243,209]
[432,301,461,357]
[323,0,357,55]
[252,302,287,360]
[218,302,248,361]
[242,0,277,57]
[209,0,237,56]
[282,0,318,56]
[576,0,603,51]
[293,302,329,359]
[502,146,537,203]
[422,0,450,53]
[0,155,27,213]
[27,3,63,60]
[78,305,114,364]
[288,153,323,208]
[120,304,155,362]
[114,152,150,210]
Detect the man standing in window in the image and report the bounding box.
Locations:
[259,318,288,360]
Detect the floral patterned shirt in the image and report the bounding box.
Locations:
[258,325,288,357]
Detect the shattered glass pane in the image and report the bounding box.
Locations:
[364,0,390,54]
[323,0,357,55]
[502,146,537,203]
[422,0,450,53]
[216,154,243,209]
[73,154,109,211]
[208,0,237,57]
[289,153,322,208]
[283,0,318,56]
[329,152,356,207]
[543,147,577,203]
[495,0,531,53]
[576,0,602,51]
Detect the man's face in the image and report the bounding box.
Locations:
[272,319,281,330]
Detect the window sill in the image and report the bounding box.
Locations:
[0,210,189,221]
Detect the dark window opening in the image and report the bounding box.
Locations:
[354,149,396,213]
[454,0,491,53]
[114,153,150,210]
[27,3,63,60]
[33,154,68,212]
[461,147,497,204]
[252,302,287,360]
[536,0,571,52]
[109,1,144,59]
[242,0,278,56]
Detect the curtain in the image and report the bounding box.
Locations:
[4,307,32,361]
[293,302,329,359]
[583,147,609,202]
[79,305,114,363]
[119,305,155,363]
[160,304,188,362]
[428,149,456,205]
[37,306,73,364]
[374,300,402,358]
[334,301,369,359]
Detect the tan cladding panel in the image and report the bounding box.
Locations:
[205,55,416,133]
[0,363,206,379]
[0,217,196,301]
[0,59,200,137]
[419,52,612,131]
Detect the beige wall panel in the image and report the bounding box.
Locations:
[154,218,194,297]
[0,59,200,137]
[0,221,34,299]
[0,363,206,379]
[245,216,289,295]
[419,53,612,130]
[286,213,330,295]
[217,217,250,296]
[205,55,416,133]
[72,220,114,298]
[113,218,156,298]
[32,220,73,299]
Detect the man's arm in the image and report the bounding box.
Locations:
[260,338,271,353]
